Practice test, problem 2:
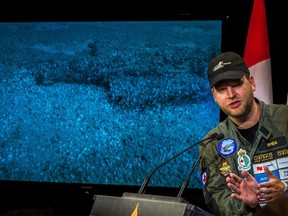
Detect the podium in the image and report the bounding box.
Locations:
[90,192,215,216]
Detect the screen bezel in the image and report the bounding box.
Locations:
[0,4,229,201]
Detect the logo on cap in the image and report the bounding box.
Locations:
[213,61,232,72]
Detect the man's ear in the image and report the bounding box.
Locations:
[249,76,256,92]
[211,88,217,102]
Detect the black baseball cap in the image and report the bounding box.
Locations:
[208,52,250,88]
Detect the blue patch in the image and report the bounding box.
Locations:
[254,170,280,183]
[218,138,237,157]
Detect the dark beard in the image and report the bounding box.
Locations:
[221,91,254,119]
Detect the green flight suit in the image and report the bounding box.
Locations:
[199,100,288,216]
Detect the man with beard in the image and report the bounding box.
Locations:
[199,52,288,216]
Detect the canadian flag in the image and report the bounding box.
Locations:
[243,0,273,104]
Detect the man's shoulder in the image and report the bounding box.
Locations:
[259,100,288,110]
[261,101,288,119]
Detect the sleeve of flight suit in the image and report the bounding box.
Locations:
[199,139,256,216]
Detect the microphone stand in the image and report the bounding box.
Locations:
[176,146,205,198]
[177,133,224,198]
[138,133,218,194]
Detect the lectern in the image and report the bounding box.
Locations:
[90,192,215,216]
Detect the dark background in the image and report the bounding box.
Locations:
[0,1,287,215]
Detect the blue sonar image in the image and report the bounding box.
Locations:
[0,21,221,189]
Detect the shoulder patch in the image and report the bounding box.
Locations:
[201,169,208,188]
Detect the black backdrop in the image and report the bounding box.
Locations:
[0,1,287,215]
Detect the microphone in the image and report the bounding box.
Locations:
[176,133,224,198]
[138,132,220,194]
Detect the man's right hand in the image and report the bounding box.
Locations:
[226,170,259,208]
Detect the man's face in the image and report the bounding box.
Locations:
[211,75,256,119]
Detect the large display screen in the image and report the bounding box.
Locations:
[0,20,221,189]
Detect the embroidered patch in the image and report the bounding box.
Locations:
[218,138,237,156]
[219,158,232,177]
[201,169,208,187]
[237,149,251,171]
[258,136,286,151]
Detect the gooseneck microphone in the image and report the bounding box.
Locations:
[176,133,224,198]
[138,133,219,194]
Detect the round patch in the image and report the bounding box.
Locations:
[218,138,237,156]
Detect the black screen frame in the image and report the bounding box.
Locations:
[0,3,237,215]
